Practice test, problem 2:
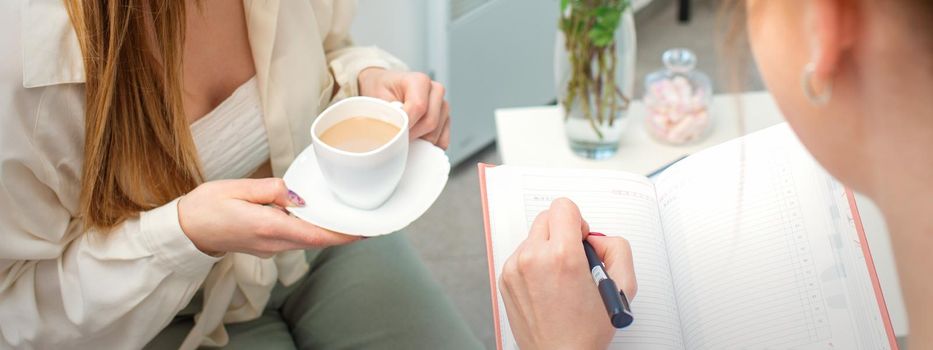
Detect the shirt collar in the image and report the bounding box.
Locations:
[21,0,86,88]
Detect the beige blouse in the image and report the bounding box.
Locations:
[0,0,406,348]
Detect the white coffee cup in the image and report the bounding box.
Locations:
[310,97,409,210]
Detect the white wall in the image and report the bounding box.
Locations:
[349,0,559,164]
[350,0,428,72]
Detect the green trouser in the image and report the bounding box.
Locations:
[146,234,482,349]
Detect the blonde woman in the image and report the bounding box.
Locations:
[0,0,479,348]
[501,0,932,348]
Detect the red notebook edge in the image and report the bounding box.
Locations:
[846,188,900,349]
[478,163,504,350]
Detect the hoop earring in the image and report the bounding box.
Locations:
[801,63,832,106]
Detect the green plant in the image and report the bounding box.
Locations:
[560,0,631,139]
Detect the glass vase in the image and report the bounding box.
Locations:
[555,7,637,160]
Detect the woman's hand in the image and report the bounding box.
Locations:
[357,68,451,149]
[177,178,359,257]
[501,198,637,349]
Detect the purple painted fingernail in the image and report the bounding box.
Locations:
[288,189,306,207]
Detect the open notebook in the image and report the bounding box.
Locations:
[478,124,897,350]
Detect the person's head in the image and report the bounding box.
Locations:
[66,1,200,230]
[739,0,933,200]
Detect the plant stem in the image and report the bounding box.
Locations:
[559,0,630,140]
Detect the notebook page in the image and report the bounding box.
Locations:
[485,166,684,350]
[652,124,890,349]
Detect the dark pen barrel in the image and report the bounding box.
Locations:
[582,240,601,267]
[583,240,634,329]
[599,278,634,328]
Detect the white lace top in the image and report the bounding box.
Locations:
[190,77,270,180]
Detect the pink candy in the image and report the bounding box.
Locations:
[644,76,710,144]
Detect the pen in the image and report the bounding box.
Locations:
[583,238,634,329]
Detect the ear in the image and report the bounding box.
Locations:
[809,0,859,82]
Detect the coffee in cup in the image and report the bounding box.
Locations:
[310,97,409,210]
[318,116,401,153]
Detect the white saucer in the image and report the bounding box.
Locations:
[283,139,450,237]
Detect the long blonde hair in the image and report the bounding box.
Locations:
[65,1,202,230]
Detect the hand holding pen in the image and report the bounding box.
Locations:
[500,198,637,349]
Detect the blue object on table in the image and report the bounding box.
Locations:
[647,155,688,179]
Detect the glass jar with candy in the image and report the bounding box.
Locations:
[643,48,713,145]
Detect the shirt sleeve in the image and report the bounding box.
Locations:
[317,0,409,100]
[0,136,219,348]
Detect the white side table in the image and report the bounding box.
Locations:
[494,91,909,337]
